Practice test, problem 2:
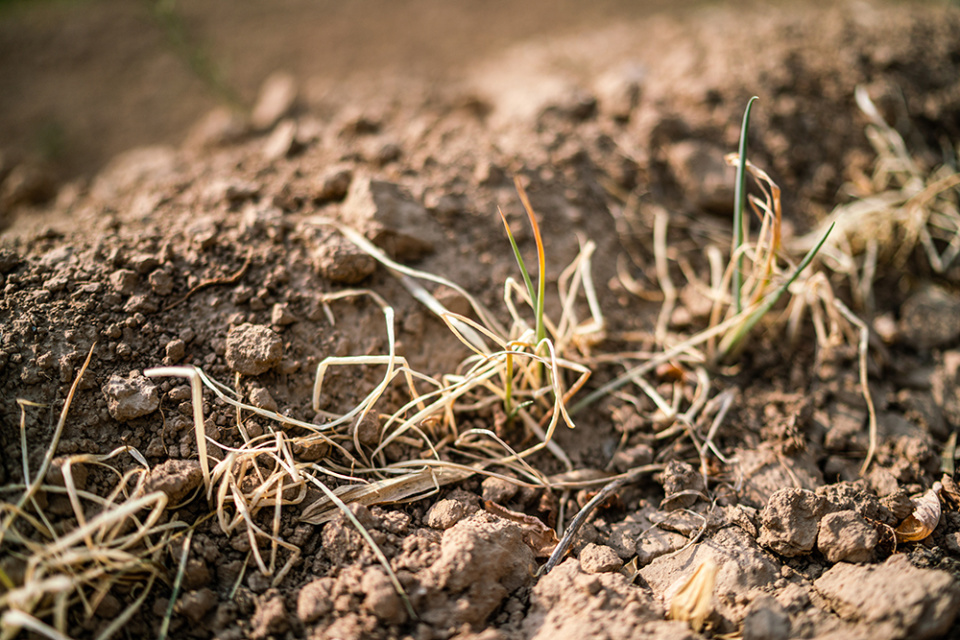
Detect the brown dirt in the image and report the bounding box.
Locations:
[3,2,960,640]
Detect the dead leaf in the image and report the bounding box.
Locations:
[483,500,559,557]
[668,559,717,632]
[894,481,942,543]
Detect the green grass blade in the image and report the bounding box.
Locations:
[498,207,538,311]
[513,177,547,346]
[733,96,759,315]
[719,220,836,357]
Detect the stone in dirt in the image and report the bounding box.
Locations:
[814,554,960,640]
[418,511,536,627]
[360,567,407,624]
[102,371,159,421]
[143,459,202,504]
[225,323,283,375]
[758,488,827,557]
[340,175,440,261]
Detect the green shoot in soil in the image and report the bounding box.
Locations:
[733,96,759,315]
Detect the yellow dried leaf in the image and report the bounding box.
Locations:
[668,559,718,632]
[895,482,942,543]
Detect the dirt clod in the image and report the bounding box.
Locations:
[758,488,827,557]
[143,459,203,504]
[102,371,159,421]
[899,285,960,350]
[816,509,879,563]
[225,323,283,375]
[578,543,622,574]
[297,577,335,624]
[341,175,438,261]
[814,554,960,640]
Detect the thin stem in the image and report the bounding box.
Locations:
[733,96,759,315]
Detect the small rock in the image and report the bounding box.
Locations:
[350,413,381,448]
[225,323,283,375]
[482,476,519,504]
[102,372,159,421]
[814,554,960,640]
[900,285,960,350]
[658,460,706,510]
[758,488,827,557]
[665,140,735,214]
[816,510,878,563]
[251,71,297,131]
[579,543,622,574]
[109,269,138,294]
[183,106,248,149]
[250,594,288,640]
[742,596,790,640]
[315,166,353,202]
[178,588,217,624]
[341,175,438,261]
[268,302,296,327]
[143,459,203,503]
[149,269,174,296]
[262,119,298,160]
[128,253,160,274]
[248,387,278,413]
[297,577,335,623]
[123,294,158,314]
[312,234,376,284]
[165,338,186,363]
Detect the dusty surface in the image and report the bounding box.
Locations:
[2,2,960,639]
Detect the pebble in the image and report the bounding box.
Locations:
[361,568,407,624]
[248,387,278,413]
[250,594,288,640]
[270,302,297,326]
[482,476,519,504]
[109,269,138,294]
[425,498,471,530]
[102,371,159,421]
[165,338,186,363]
[315,166,353,203]
[251,71,297,131]
[225,323,283,375]
[262,119,298,160]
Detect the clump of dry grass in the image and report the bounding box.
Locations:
[0,347,184,640]
[795,86,960,308]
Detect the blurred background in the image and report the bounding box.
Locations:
[0,0,724,183]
